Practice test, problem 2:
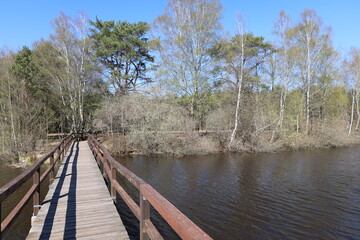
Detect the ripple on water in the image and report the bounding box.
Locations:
[117,148,360,240]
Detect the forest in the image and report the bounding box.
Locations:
[1,0,360,159]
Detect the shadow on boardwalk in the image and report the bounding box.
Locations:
[39,142,79,239]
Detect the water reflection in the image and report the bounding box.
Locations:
[1,145,359,239]
[118,146,360,240]
[0,163,57,240]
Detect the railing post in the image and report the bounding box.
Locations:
[103,154,107,176]
[61,140,65,160]
[33,168,40,217]
[140,191,150,240]
[96,146,100,165]
[88,137,92,150]
[102,154,109,182]
[59,142,63,164]
[50,154,54,184]
[111,166,116,203]
[57,145,61,164]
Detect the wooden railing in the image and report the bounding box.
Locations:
[88,134,212,240]
[0,134,74,238]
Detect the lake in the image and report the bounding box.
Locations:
[1,145,360,239]
[117,146,360,239]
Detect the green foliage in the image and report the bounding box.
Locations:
[211,33,274,82]
[175,90,220,129]
[11,46,44,99]
[229,34,273,62]
[1,7,359,156]
[286,89,303,129]
[0,49,50,155]
[89,19,154,94]
[153,0,222,129]
[325,86,348,118]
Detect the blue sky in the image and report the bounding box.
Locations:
[0,0,359,52]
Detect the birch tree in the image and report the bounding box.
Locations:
[351,49,360,131]
[0,50,18,150]
[344,48,360,134]
[271,11,295,141]
[34,12,94,133]
[52,12,90,132]
[210,15,273,148]
[295,9,331,134]
[313,39,338,121]
[153,0,222,128]
[228,15,245,148]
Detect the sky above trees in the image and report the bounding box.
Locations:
[0,0,359,51]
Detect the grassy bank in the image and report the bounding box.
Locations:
[100,126,360,157]
[1,138,63,168]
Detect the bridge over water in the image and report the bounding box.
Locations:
[0,134,211,240]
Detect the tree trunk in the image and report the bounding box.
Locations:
[229,19,244,149]
[78,34,86,133]
[305,42,311,134]
[349,91,355,135]
[305,83,310,134]
[7,76,17,149]
[229,80,242,149]
[271,87,286,142]
[355,93,360,131]
[0,104,4,152]
[78,87,84,132]
[296,114,299,134]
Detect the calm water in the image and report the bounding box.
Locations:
[0,163,55,240]
[117,146,360,239]
[1,145,360,239]
[0,164,32,240]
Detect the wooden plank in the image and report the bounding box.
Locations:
[113,180,140,220]
[26,141,129,240]
[140,192,150,240]
[141,183,212,240]
[144,219,164,240]
[33,169,40,216]
[89,136,146,189]
[1,185,37,231]
[0,135,72,203]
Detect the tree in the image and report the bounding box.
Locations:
[270,10,296,141]
[0,50,18,151]
[344,48,360,134]
[89,19,154,95]
[10,46,50,147]
[350,49,360,132]
[34,12,96,133]
[295,9,331,134]
[312,40,338,121]
[33,40,69,132]
[0,48,49,155]
[11,46,45,99]
[211,16,273,148]
[153,0,222,128]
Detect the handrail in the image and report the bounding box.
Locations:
[0,134,75,237]
[88,134,212,240]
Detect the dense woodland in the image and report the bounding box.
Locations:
[1,0,360,158]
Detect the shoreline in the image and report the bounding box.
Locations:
[4,132,360,168]
[103,131,360,157]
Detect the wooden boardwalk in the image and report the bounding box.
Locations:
[26,141,129,240]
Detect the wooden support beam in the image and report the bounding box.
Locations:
[140,192,150,240]
[32,168,40,217]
